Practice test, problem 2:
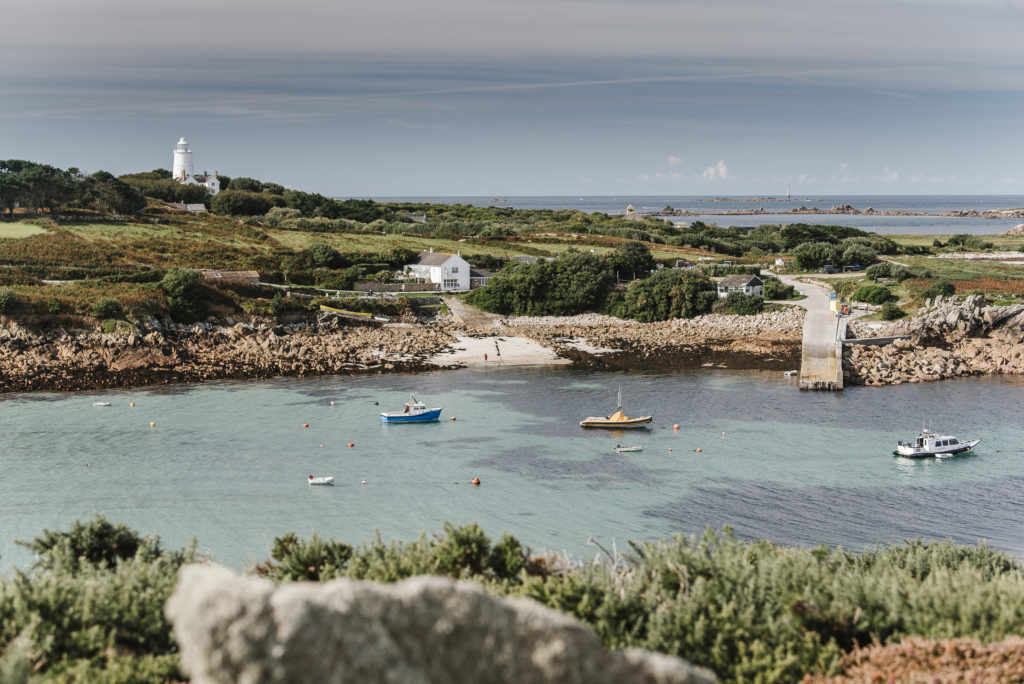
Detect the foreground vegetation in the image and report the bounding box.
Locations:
[3,517,1023,682]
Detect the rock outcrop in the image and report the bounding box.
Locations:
[844,295,1024,386]
[165,564,715,684]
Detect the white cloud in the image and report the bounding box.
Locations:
[873,166,900,183]
[701,159,731,181]
[667,155,683,166]
[637,170,686,183]
[838,162,850,173]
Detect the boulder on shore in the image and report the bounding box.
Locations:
[165,564,715,684]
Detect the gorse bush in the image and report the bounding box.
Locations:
[91,296,123,320]
[7,518,1024,683]
[0,515,194,682]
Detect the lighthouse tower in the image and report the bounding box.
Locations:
[172,137,194,181]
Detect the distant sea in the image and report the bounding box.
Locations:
[368,195,1024,235]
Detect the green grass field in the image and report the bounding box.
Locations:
[0,223,50,239]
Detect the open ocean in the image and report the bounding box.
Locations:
[369,195,1024,235]
[3,369,1023,570]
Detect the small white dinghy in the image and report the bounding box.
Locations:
[308,475,334,486]
[93,402,111,407]
[613,445,644,453]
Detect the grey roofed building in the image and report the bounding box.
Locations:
[716,274,763,299]
[415,251,455,266]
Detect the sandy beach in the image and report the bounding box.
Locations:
[427,334,572,368]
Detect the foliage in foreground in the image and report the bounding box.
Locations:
[4,517,1024,683]
[0,515,194,683]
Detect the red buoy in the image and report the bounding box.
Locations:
[471,477,481,486]
[303,423,309,428]
[348,442,355,448]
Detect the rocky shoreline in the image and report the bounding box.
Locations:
[844,295,1024,386]
[0,308,805,394]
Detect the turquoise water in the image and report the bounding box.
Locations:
[3,368,1024,570]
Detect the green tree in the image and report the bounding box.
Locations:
[761,276,795,300]
[308,242,341,268]
[610,241,656,278]
[922,280,956,300]
[227,176,264,193]
[851,284,896,305]
[620,268,717,321]
[160,268,204,321]
[210,190,280,216]
[83,171,147,214]
[91,296,123,319]
[793,241,839,271]
[840,244,877,268]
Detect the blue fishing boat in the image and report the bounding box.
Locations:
[380,396,443,423]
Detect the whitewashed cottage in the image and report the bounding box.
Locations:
[716,274,763,298]
[405,249,471,291]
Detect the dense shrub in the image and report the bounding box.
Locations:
[91,296,123,319]
[308,242,341,268]
[865,262,910,282]
[922,280,956,300]
[617,268,717,321]
[609,241,655,278]
[720,291,764,315]
[852,285,897,305]
[210,190,281,216]
[0,288,18,313]
[466,249,614,316]
[0,516,194,681]
[762,276,796,300]
[794,241,839,271]
[880,301,905,320]
[160,267,204,321]
[840,244,877,268]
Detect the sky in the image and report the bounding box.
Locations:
[3,0,1024,197]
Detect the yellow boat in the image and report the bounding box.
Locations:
[579,386,652,429]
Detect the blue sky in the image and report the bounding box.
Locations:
[3,0,1023,196]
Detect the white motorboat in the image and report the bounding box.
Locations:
[783,370,798,377]
[893,428,980,458]
[308,475,335,486]
[613,445,644,453]
[93,402,111,406]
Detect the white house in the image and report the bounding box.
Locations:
[405,249,471,291]
[716,274,763,299]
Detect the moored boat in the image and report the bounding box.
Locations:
[308,475,334,486]
[613,444,644,453]
[381,396,443,423]
[893,428,980,458]
[580,386,652,429]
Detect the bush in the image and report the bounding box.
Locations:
[922,280,956,300]
[794,241,839,271]
[761,277,795,300]
[91,296,123,319]
[851,285,896,305]
[618,268,718,321]
[721,292,764,315]
[308,242,341,268]
[840,244,877,268]
[160,267,205,322]
[880,301,905,320]
[865,263,909,282]
[0,288,18,313]
[209,190,281,216]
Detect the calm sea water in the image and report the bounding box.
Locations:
[3,369,1023,570]
[370,195,1024,235]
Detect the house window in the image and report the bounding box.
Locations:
[443,279,459,289]
[450,267,458,274]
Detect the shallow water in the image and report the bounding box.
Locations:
[2,368,1023,570]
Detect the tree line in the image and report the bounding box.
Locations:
[0,160,146,217]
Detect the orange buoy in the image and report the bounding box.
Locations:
[129,402,135,407]
[303,423,309,428]
[471,477,481,486]
[696,447,702,452]
[673,424,679,430]
[348,442,354,448]
[361,480,366,485]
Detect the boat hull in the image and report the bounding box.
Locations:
[580,416,652,429]
[893,438,981,458]
[381,408,443,423]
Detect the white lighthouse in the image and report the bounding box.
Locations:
[172,137,194,181]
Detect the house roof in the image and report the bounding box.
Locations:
[719,274,763,287]
[470,268,493,278]
[415,251,457,266]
